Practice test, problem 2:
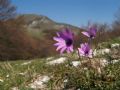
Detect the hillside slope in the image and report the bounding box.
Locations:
[17,14,81,38]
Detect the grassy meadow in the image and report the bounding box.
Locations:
[0,38,120,90]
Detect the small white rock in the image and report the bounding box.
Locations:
[101,48,111,54]
[112,59,119,64]
[41,76,50,83]
[6,74,9,78]
[0,79,3,82]
[18,72,26,76]
[101,59,108,67]
[46,57,54,61]
[72,61,81,67]
[21,61,32,65]
[111,43,120,48]
[93,48,110,56]
[29,75,50,89]
[11,87,19,90]
[83,67,88,70]
[63,79,68,83]
[47,57,67,65]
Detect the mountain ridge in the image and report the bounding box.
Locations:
[17,14,81,33]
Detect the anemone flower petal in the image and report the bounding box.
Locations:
[54,43,60,46]
[66,49,71,53]
[54,42,65,47]
[88,54,92,58]
[56,45,64,51]
[89,49,93,55]
[69,45,74,52]
[78,48,84,55]
[82,31,90,37]
[90,27,97,35]
[56,32,60,37]
[80,44,86,51]
[60,47,66,54]
[53,37,61,42]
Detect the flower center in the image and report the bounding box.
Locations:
[90,33,94,38]
[66,38,73,46]
[85,50,89,55]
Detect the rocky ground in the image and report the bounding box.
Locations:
[0,43,120,90]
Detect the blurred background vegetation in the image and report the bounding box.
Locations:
[0,0,120,60]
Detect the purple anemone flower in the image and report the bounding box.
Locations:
[82,27,97,39]
[53,28,74,54]
[78,43,93,58]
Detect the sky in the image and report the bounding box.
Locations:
[11,0,120,27]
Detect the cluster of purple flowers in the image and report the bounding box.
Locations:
[53,26,97,58]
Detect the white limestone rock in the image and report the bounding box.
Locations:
[47,57,67,65]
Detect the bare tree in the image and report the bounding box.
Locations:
[0,0,16,21]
